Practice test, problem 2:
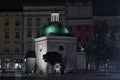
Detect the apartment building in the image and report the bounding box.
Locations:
[65,1,93,47]
[0,11,24,71]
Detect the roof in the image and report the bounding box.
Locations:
[41,22,70,36]
[51,8,59,13]
[0,9,23,12]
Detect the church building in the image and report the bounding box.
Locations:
[26,9,86,74]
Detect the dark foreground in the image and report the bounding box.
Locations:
[1,72,120,80]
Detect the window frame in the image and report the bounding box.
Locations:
[85,36,90,43]
[14,42,20,52]
[77,25,81,32]
[15,18,20,26]
[4,18,9,26]
[4,42,10,52]
[85,24,89,32]
[27,30,32,38]
[27,18,32,26]
[15,31,20,39]
[5,31,9,39]
[36,18,41,26]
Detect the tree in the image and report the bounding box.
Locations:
[43,51,63,73]
[109,26,120,70]
[93,20,109,70]
[94,20,120,71]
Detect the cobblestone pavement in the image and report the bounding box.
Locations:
[1,72,120,80]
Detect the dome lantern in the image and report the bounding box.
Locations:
[41,8,70,36]
[51,8,59,22]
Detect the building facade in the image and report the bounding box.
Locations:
[65,1,93,47]
[23,4,66,55]
[0,1,93,72]
[0,11,24,72]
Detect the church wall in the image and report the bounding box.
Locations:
[75,52,86,70]
[34,36,86,73]
[26,58,35,72]
[47,36,77,71]
[34,37,48,74]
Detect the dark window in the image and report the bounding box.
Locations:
[77,25,81,32]
[15,18,20,26]
[26,43,32,52]
[27,18,32,26]
[48,18,51,23]
[59,18,62,21]
[40,49,42,52]
[86,36,90,43]
[4,18,9,26]
[85,25,89,32]
[15,42,20,52]
[36,18,41,26]
[4,42,10,52]
[68,26,72,32]
[78,36,81,42]
[15,48,20,52]
[36,30,40,37]
[58,45,64,51]
[5,31,9,39]
[55,15,57,21]
[15,31,20,39]
[5,48,10,52]
[27,30,32,38]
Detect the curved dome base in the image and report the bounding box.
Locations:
[41,22,69,36]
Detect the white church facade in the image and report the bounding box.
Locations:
[26,9,86,74]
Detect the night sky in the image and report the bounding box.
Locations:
[0,0,120,16]
[0,0,66,9]
[0,0,118,9]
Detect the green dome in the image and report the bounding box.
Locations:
[41,22,69,36]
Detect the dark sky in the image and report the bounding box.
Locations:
[93,0,120,15]
[0,0,120,16]
[0,0,116,9]
[0,0,66,9]
[0,0,91,9]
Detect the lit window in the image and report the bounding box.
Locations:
[4,18,9,26]
[27,18,32,26]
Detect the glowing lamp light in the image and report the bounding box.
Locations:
[80,46,85,52]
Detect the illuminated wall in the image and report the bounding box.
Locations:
[34,37,48,74]
[34,36,78,73]
[26,58,35,72]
